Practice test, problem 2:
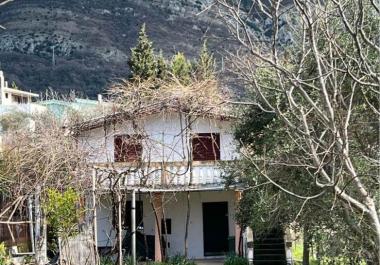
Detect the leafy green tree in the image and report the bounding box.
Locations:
[171,52,192,85]
[128,23,157,80]
[194,40,215,80]
[229,106,377,264]
[217,0,380,263]
[43,187,81,237]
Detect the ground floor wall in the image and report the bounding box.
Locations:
[96,190,238,259]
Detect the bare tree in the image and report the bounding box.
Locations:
[214,0,379,259]
[0,112,89,264]
[0,0,14,30]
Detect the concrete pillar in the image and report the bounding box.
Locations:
[235,191,242,255]
[0,71,5,105]
[152,193,163,262]
[131,190,136,265]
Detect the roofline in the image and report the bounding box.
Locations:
[3,87,39,97]
[39,99,99,105]
[70,107,237,133]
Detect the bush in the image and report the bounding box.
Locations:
[99,256,114,265]
[147,254,195,265]
[100,255,143,265]
[224,254,249,265]
[0,243,11,265]
[166,255,195,265]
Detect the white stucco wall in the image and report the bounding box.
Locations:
[96,190,238,259]
[79,112,239,164]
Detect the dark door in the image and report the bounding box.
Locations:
[202,202,229,256]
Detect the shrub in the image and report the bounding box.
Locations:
[147,255,195,265]
[224,254,249,265]
[100,255,141,265]
[0,243,11,265]
[99,256,114,265]
[166,255,195,265]
[43,187,81,238]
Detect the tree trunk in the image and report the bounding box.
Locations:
[34,190,48,265]
[302,227,311,265]
[184,114,193,258]
[184,191,191,257]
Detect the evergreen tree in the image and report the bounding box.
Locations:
[171,52,191,85]
[156,50,168,80]
[128,24,157,80]
[194,40,215,80]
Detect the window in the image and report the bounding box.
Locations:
[4,93,8,99]
[192,133,220,161]
[114,135,142,162]
[161,218,172,234]
[124,201,143,231]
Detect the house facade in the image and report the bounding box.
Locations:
[77,108,245,261]
[0,71,39,106]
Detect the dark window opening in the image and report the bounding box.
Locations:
[124,201,143,231]
[192,133,220,161]
[114,135,143,162]
[161,218,171,235]
[5,93,8,99]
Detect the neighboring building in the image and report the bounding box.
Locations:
[75,104,246,261]
[39,97,101,120]
[0,71,39,105]
[0,71,44,115]
[0,71,103,121]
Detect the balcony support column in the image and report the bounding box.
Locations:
[235,190,242,255]
[152,192,163,262]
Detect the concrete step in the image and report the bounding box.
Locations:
[254,253,286,261]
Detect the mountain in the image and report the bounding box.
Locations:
[0,0,234,98]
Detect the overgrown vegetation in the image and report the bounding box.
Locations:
[0,111,30,132]
[0,243,11,265]
[43,187,81,237]
[217,0,380,264]
[99,255,196,265]
[0,112,88,263]
[109,24,230,121]
[224,254,249,265]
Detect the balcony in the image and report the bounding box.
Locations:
[94,161,232,190]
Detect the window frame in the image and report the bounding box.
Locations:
[191,133,221,161]
[114,134,143,162]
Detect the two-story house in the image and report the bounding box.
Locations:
[75,103,243,261]
[0,71,39,107]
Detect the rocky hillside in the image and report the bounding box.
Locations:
[0,0,234,98]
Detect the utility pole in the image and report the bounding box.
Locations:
[131,189,136,265]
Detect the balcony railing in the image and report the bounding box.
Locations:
[94,161,232,190]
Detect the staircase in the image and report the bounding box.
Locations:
[253,228,287,265]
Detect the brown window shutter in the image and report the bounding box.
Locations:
[192,133,220,161]
[114,135,143,162]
